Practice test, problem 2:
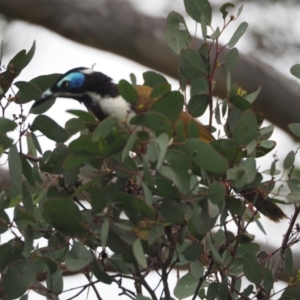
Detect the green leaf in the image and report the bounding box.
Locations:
[0,258,42,300]
[244,86,261,103]
[92,117,118,141]
[66,241,94,271]
[166,11,191,54]
[227,22,248,48]
[158,149,192,194]
[283,151,295,170]
[191,260,204,278]
[220,3,235,19]
[290,64,300,79]
[130,112,173,137]
[150,91,184,122]
[288,123,300,138]
[133,239,147,268]
[281,287,300,299]
[0,134,13,149]
[89,186,107,214]
[0,118,17,134]
[159,199,185,224]
[288,178,300,192]
[185,139,229,174]
[188,94,210,117]
[46,269,63,294]
[207,182,226,204]
[180,49,206,79]
[183,243,203,261]
[222,48,239,73]
[285,247,293,277]
[230,95,251,111]
[8,144,22,195]
[0,210,10,234]
[143,71,168,88]
[118,79,138,105]
[174,273,199,298]
[241,252,262,284]
[21,157,35,186]
[43,198,85,236]
[190,76,209,95]
[121,131,137,162]
[91,260,112,284]
[148,223,164,245]
[31,115,68,142]
[183,0,212,24]
[233,109,258,146]
[150,82,171,98]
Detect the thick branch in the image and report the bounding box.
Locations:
[0,0,300,137]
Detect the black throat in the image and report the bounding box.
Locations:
[75,72,120,121]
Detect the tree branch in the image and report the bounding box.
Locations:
[0,0,300,137]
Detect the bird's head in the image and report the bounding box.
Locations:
[31,67,119,117]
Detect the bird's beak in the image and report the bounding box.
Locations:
[30,89,57,114]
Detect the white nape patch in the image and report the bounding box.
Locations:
[86,92,136,125]
[81,68,95,74]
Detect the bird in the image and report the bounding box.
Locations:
[31,67,286,222]
[31,67,214,143]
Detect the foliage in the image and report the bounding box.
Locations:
[0,1,300,299]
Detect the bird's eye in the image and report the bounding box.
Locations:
[62,80,70,88]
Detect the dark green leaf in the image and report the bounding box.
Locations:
[185,139,229,174]
[188,94,210,117]
[228,22,248,48]
[180,49,206,79]
[174,273,199,298]
[66,241,93,271]
[222,48,239,73]
[191,76,209,96]
[187,119,200,138]
[0,209,10,234]
[232,109,258,146]
[91,260,112,284]
[220,3,235,19]
[0,118,17,134]
[21,157,35,186]
[166,11,191,54]
[43,198,85,236]
[207,182,225,204]
[158,149,192,194]
[0,134,13,149]
[89,187,107,214]
[159,199,185,223]
[118,79,138,105]
[8,144,22,195]
[92,117,118,141]
[148,223,164,245]
[31,115,68,142]
[46,269,63,294]
[150,91,184,122]
[0,258,42,300]
[242,252,262,284]
[183,243,203,261]
[130,112,173,137]
[288,178,300,192]
[230,95,251,111]
[150,82,171,98]
[284,247,293,277]
[288,123,300,138]
[133,239,147,268]
[143,71,168,88]
[290,64,300,79]
[183,0,212,24]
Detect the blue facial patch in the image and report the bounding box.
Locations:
[57,72,85,89]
